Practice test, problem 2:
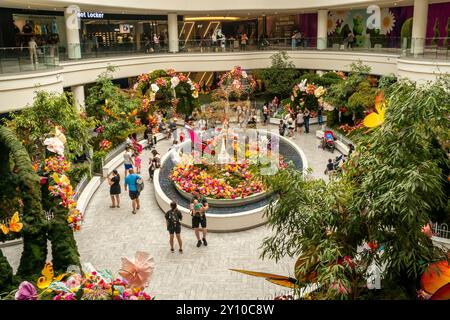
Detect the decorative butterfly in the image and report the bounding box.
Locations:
[1,212,23,235]
[363,92,386,129]
[421,260,450,300]
[37,263,66,289]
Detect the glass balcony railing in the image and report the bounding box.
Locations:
[0,46,59,74]
[1,37,448,74]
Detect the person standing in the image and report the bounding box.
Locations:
[240,33,248,51]
[108,169,121,208]
[291,31,297,50]
[262,102,269,125]
[153,33,160,52]
[317,102,324,126]
[285,113,295,138]
[165,201,183,253]
[190,189,209,247]
[148,149,161,181]
[296,110,304,133]
[303,108,311,133]
[123,147,134,179]
[124,168,141,214]
[134,153,142,174]
[28,37,38,65]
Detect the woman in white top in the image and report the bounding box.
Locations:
[285,113,295,138]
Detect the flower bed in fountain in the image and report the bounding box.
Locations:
[170,151,288,202]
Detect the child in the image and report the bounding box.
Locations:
[134,153,142,174]
[279,119,286,136]
[191,198,202,216]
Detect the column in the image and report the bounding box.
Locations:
[411,0,428,56]
[72,85,85,110]
[64,5,81,59]
[136,22,144,51]
[317,10,328,50]
[168,13,179,53]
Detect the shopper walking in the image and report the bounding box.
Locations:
[165,201,183,253]
[190,189,209,247]
[108,169,121,208]
[123,147,134,179]
[153,33,160,52]
[262,102,269,125]
[279,119,286,136]
[240,33,248,51]
[317,102,324,126]
[124,168,142,214]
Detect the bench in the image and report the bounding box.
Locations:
[315,129,350,155]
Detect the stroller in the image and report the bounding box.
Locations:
[321,130,336,153]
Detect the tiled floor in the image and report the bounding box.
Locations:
[2,123,334,299]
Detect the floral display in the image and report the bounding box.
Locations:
[134,69,200,116]
[282,80,327,115]
[217,66,257,95]
[339,122,364,134]
[99,139,112,151]
[8,253,155,301]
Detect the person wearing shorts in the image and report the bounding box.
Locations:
[123,147,134,179]
[124,169,141,214]
[165,201,183,253]
[190,189,209,247]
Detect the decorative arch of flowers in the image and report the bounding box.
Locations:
[133,69,200,117]
[217,66,257,98]
[282,79,327,116]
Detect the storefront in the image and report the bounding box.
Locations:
[0,8,182,51]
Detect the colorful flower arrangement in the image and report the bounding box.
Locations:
[170,150,288,199]
[217,66,257,94]
[11,252,155,301]
[339,122,364,134]
[99,139,112,151]
[285,79,327,114]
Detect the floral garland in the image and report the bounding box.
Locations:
[35,128,84,231]
[134,69,200,109]
[217,66,257,94]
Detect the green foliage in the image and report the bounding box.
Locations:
[400,18,413,48]
[67,162,92,186]
[259,51,300,98]
[0,126,48,289]
[298,71,341,87]
[86,68,141,150]
[92,150,107,174]
[324,62,374,122]
[378,74,398,95]
[5,91,95,162]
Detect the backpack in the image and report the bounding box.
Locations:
[135,175,144,192]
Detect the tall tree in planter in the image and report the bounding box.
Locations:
[86,67,141,149]
[349,77,449,297]
[258,51,300,99]
[261,77,449,299]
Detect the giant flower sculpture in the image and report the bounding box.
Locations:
[217,66,257,95]
[134,69,200,116]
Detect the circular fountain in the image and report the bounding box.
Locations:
[154,128,307,232]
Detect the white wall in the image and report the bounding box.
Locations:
[1,51,449,112]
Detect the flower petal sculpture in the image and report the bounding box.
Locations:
[15,281,37,300]
[118,251,155,289]
[363,93,386,128]
[44,137,65,156]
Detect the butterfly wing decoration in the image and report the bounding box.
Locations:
[37,263,54,289]
[421,260,450,297]
[0,224,9,235]
[363,92,386,129]
[230,269,298,289]
[430,283,450,300]
[9,212,23,233]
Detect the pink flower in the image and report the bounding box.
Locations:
[118,251,155,289]
[15,281,37,300]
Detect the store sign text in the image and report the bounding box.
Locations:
[77,12,104,19]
